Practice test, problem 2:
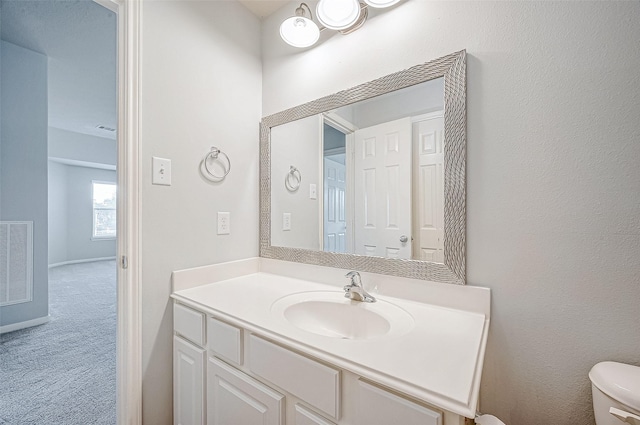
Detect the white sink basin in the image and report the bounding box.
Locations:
[270,291,414,340]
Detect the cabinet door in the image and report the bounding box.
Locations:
[294,404,337,425]
[207,356,284,425]
[174,336,206,425]
[356,380,442,425]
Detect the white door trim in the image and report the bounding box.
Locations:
[318,115,325,251]
[323,112,358,133]
[94,0,143,424]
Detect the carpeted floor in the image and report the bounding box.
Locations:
[0,260,116,425]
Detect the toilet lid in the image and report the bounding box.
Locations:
[589,362,640,412]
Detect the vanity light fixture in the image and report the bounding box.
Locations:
[316,0,362,30]
[279,2,320,48]
[363,0,401,8]
[280,0,402,48]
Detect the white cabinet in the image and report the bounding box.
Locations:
[174,336,206,425]
[173,301,460,425]
[208,356,284,425]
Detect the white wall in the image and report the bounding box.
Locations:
[140,2,262,423]
[262,2,640,425]
[271,115,321,250]
[0,41,49,327]
[48,163,116,265]
[48,127,116,167]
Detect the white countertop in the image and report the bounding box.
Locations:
[171,258,490,418]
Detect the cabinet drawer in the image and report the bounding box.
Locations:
[207,316,242,366]
[174,303,205,347]
[356,380,442,425]
[248,334,340,420]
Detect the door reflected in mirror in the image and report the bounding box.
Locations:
[271,77,444,262]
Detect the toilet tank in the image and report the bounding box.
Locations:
[589,362,640,425]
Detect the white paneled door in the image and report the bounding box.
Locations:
[323,157,347,253]
[354,117,412,259]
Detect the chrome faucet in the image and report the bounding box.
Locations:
[343,271,376,303]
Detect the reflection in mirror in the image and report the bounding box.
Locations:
[271,78,444,262]
[260,50,466,284]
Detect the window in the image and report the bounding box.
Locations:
[92,182,117,239]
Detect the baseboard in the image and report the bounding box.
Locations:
[48,256,117,269]
[0,315,51,334]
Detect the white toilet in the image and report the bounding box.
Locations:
[589,361,640,425]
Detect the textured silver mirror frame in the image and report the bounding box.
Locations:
[260,50,466,285]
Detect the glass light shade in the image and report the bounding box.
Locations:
[364,0,401,8]
[316,0,361,31]
[280,16,320,48]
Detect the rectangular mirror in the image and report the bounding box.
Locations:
[260,51,466,284]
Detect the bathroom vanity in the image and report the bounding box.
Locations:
[171,258,490,425]
[171,49,476,425]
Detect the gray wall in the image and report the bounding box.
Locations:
[0,41,49,327]
[66,166,116,261]
[334,77,444,129]
[323,124,345,152]
[48,162,116,265]
[48,161,68,265]
[136,2,640,424]
[271,115,321,251]
[262,2,640,425]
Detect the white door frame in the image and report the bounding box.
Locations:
[93,0,142,423]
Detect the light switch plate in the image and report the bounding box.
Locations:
[217,212,230,235]
[152,157,171,186]
[283,213,291,231]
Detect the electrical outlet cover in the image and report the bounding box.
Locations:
[283,213,291,231]
[217,212,230,235]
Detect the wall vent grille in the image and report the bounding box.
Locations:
[95,124,116,132]
[0,221,34,306]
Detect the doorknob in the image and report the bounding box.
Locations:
[399,235,408,243]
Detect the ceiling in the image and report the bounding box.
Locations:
[0,0,117,139]
[239,0,289,18]
[1,0,117,140]
[0,0,282,142]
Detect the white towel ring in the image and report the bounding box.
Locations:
[203,146,231,181]
[285,166,301,192]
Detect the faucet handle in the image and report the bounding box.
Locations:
[345,271,361,286]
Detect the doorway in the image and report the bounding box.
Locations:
[322,122,348,253]
[0,0,140,422]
